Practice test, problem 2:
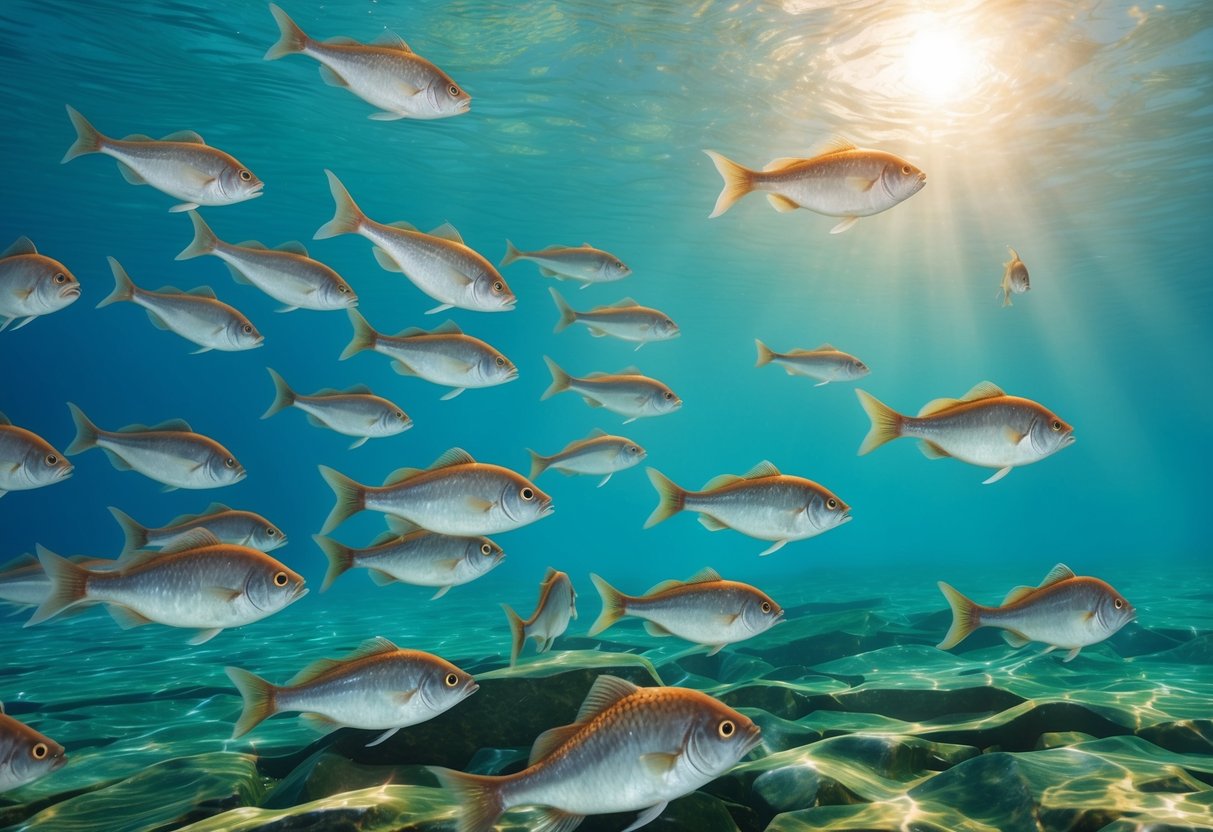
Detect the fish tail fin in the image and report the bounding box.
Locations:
[225,666,279,738]
[501,604,526,666]
[754,338,775,367]
[65,402,100,456]
[428,767,506,832]
[314,169,365,239]
[643,468,686,528]
[526,449,550,481]
[936,582,982,650]
[703,149,755,218]
[62,105,105,163]
[588,573,628,636]
[176,210,220,260]
[855,389,904,455]
[107,506,148,554]
[261,368,296,419]
[499,239,522,268]
[97,256,137,308]
[340,309,378,360]
[313,534,355,592]
[548,287,576,333]
[26,546,90,627]
[540,356,571,401]
[318,466,366,534]
[264,3,309,60]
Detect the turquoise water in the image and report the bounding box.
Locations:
[2,1,1211,830]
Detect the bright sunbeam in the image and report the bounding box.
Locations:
[903,20,985,102]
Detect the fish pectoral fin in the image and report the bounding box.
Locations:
[204,586,243,603]
[587,327,608,337]
[581,396,604,408]
[161,485,180,493]
[622,417,637,424]
[758,539,789,557]
[169,202,201,213]
[639,752,680,778]
[348,436,369,449]
[116,161,147,185]
[440,387,467,401]
[1062,647,1081,662]
[715,613,740,627]
[1003,426,1027,445]
[467,496,495,513]
[364,726,402,747]
[643,620,673,637]
[1001,629,1031,648]
[188,627,223,645]
[622,802,669,832]
[372,247,402,272]
[538,266,560,277]
[430,585,452,600]
[368,569,397,586]
[425,303,454,315]
[1082,610,1096,622]
[697,514,728,532]
[845,176,877,192]
[982,466,1013,485]
[766,193,799,213]
[830,216,859,234]
[300,713,339,732]
[596,473,613,488]
[533,808,585,832]
[190,346,214,355]
[394,688,419,705]
[369,111,406,121]
[706,644,727,657]
[318,64,349,87]
[918,440,950,459]
[814,379,830,387]
[107,604,153,629]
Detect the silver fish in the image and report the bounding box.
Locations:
[755,340,869,386]
[97,258,262,354]
[0,553,113,608]
[107,504,286,555]
[528,429,646,488]
[0,705,66,794]
[856,382,1075,484]
[590,568,782,655]
[262,368,411,448]
[431,675,760,832]
[0,412,72,498]
[315,171,514,314]
[341,311,516,401]
[999,246,1030,307]
[550,289,679,350]
[66,403,245,491]
[315,528,503,598]
[541,357,681,423]
[938,564,1136,662]
[62,106,263,212]
[226,637,477,747]
[177,211,357,312]
[0,236,80,332]
[500,241,630,287]
[265,5,471,121]
[502,568,577,666]
[705,138,925,233]
[318,447,553,536]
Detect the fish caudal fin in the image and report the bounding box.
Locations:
[643,468,686,528]
[703,150,755,218]
[313,534,354,591]
[527,449,550,481]
[97,257,138,308]
[26,546,90,627]
[540,356,571,401]
[499,239,523,268]
[428,767,506,832]
[314,170,366,240]
[65,402,100,456]
[264,3,309,60]
[225,666,279,738]
[549,287,577,333]
[936,582,982,650]
[754,339,776,367]
[588,573,628,637]
[176,210,220,260]
[855,389,904,455]
[341,309,378,360]
[62,105,105,163]
[318,466,366,534]
[108,506,149,554]
[262,368,297,419]
[502,604,526,666]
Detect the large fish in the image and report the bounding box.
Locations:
[66,403,245,491]
[430,675,760,832]
[264,4,471,121]
[107,504,286,555]
[856,382,1075,484]
[590,569,782,656]
[704,139,925,234]
[0,412,72,498]
[62,106,263,212]
[550,289,679,351]
[341,310,516,400]
[755,340,868,387]
[500,241,630,287]
[0,236,80,332]
[177,211,357,312]
[541,357,681,424]
[528,429,646,488]
[318,447,552,536]
[0,705,66,794]
[97,258,262,354]
[501,568,577,666]
[0,553,112,608]
[644,462,851,556]
[938,564,1135,661]
[999,246,1030,307]
[262,368,411,449]
[315,528,503,598]
[315,171,514,314]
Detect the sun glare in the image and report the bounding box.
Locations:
[903,22,985,102]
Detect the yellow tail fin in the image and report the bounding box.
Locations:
[225,666,278,738]
[588,573,628,636]
[703,150,755,218]
[855,389,904,455]
[936,582,982,650]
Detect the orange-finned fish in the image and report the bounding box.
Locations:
[108,504,285,554]
[999,246,1030,307]
[0,412,72,497]
[0,704,66,793]
[549,288,678,350]
[502,568,577,666]
[755,339,869,387]
[0,236,80,332]
[500,241,630,287]
[314,528,503,597]
[528,429,646,488]
[541,357,681,424]
[262,368,411,449]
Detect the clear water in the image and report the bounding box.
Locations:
[1,1,1211,830]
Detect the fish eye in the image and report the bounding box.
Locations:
[615,261,625,269]
[718,720,735,739]
[445,672,459,687]
[448,84,460,97]
[1051,420,1062,432]
[628,445,639,454]
[480,543,492,556]
[266,527,278,537]
[492,281,503,292]
[242,324,253,334]
[901,165,912,175]
[54,272,67,284]
[224,457,236,468]
[520,487,535,501]
[663,391,673,400]
[273,571,289,587]
[761,601,772,614]
[1114,598,1124,610]
[338,285,348,293]
[239,170,252,182]
[45,453,58,465]
[495,356,505,367]
[827,498,838,510]
[394,410,405,419]
[31,742,48,760]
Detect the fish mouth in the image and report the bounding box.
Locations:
[499,296,517,310]
[252,336,266,348]
[505,367,520,381]
[60,285,81,299]
[539,499,555,517]
[1063,433,1077,447]
[739,724,763,757]
[48,754,68,772]
[839,512,853,525]
[56,464,75,481]
[463,681,480,698]
[289,584,310,604]
[456,98,471,113]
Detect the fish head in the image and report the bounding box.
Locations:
[381,405,413,434]
[1010,263,1030,294]
[218,164,264,203]
[654,316,681,340]
[1029,411,1075,456]
[846,357,870,379]
[683,692,763,776]
[0,722,66,790]
[418,660,479,714]
[741,590,784,635]
[465,537,506,575]
[478,349,519,385]
[226,317,264,350]
[600,256,631,280]
[246,561,307,613]
[651,386,682,415]
[880,157,926,203]
[806,490,851,532]
[426,76,472,117]
[209,451,247,485]
[33,260,81,312]
[323,278,359,309]
[1095,586,1137,635]
[471,271,516,312]
[250,520,288,552]
[23,444,73,488]
[618,440,647,468]
[500,476,554,526]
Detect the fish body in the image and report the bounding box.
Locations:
[107,504,285,554]
[62,107,263,212]
[1000,246,1030,307]
[541,357,680,423]
[315,529,503,597]
[856,382,1075,484]
[755,340,868,386]
[0,413,72,497]
[262,368,411,448]
[502,568,577,665]
[0,554,112,608]
[549,289,678,350]
[0,236,80,332]
[528,429,645,487]
[500,241,630,286]
[0,707,66,793]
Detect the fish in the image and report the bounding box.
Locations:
[430,675,760,832]
[226,637,477,746]
[0,553,113,609]
[315,171,514,314]
[107,504,286,555]
[0,704,66,794]
[500,241,630,287]
[262,368,411,449]
[527,429,646,488]
[97,257,263,354]
[754,340,869,386]
[318,447,553,536]
[25,530,307,644]
[177,211,357,312]
[550,289,679,350]
[264,4,471,121]
[704,138,925,234]
[66,403,246,491]
[855,382,1075,484]
[340,310,517,400]
[62,106,263,212]
[0,412,73,498]
[999,246,1030,307]
[644,462,851,556]
[314,528,503,597]
[501,568,577,666]
[0,236,81,332]
[937,564,1136,662]
[541,357,681,424]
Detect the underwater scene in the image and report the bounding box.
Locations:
[2,0,1212,830]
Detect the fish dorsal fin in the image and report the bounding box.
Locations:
[275,241,309,256]
[1001,585,1036,606]
[581,242,595,248]
[741,460,781,479]
[394,326,427,338]
[0,411,10,426]
[118,418,193,434]
[370,531,400,546]
[575,675,639,723]
[428,222,464,244]
[541,566,559,582]
[702,473,742,491]
[387,220,417,232]
[646,578,684,595]
[763,156,806,172]
[324,35,360,45]
[614,366,643,376]
[961,381,1006,402]
[161,130,206,145]
[384,467,422,486]
[236,240,269,250]
[154,285,186,295]
[122,133,155,142]
[312,387,342,397]
[585,428,607,439]
[1,236,37,258]
[203,502,232,514]
[1038,563,1075,588]
[917,397,962,417]
[343,383,373,395]
[372,30,412,51]
[810,136,857,157]
[430,448,475,470]
[185,286,218,299]
[812,343,837,352]
[346,635,399,660]
[685,567,723,584]
[528,722,581,765]
[157,528,220,554]
[0,553,38,572]
[430,320,463,335]
[608,297,639,308]
[288,657,344,686]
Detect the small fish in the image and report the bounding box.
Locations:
[62,106,263,212]
[754,340,868,387]
[999,246,1030,307]
[66,403,245,491]
[25,531,307,644]
[856,382,1075,484]
[500,241,630,287]
[177,211,357,312]
[430,675,760,832]
[315,528,503,597]
[97,258,262,354]
[226,637,477,746]
[938,564,1135,662]
[0,705,66,794]
[264,4,470,121]
[644,462,851,556]
[590,569,782,656]
[318,447,553,536]
[262,368,411,449]
[0,236,80,332]
[541,357,681,424]
[0,553,113,608]
[315,171,514,314]
[341,310,516,401]
[107,504,286,555]
[502,568,577,666]
[0,412,72,498]
[705,138,925,234]
[528,429,646,488]
[550,288,679,350]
